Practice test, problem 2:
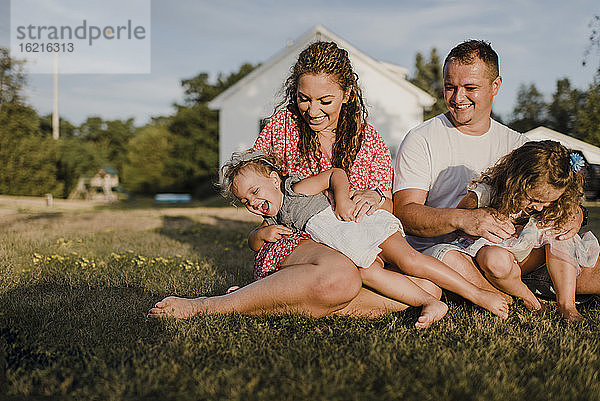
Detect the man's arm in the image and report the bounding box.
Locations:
[393,188,515,243]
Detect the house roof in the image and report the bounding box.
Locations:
[524,126,600,165]
[208,25,435,110]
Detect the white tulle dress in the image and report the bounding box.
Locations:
[453,183,599,275]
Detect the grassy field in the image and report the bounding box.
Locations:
[2,196,600,400]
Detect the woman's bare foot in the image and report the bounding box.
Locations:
[558,304,584,323]
[473,289,510,319]
[147,296,207,319]
[415,299,448,329]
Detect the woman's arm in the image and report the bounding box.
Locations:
[353,125,393,217]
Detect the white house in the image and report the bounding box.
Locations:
[523,126,600,165]
[208,25,435,169]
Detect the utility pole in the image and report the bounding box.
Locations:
[52,52,59,140]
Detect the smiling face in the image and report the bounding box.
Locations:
[520,181,565,214]
[232,167,284,217]
[443,58,501,135]
[296,73,349,133]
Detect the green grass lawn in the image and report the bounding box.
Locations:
[2,196,600,400]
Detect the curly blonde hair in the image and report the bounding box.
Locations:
[277,41,367,174]
[477,140,584,228]
[220,149,287,199]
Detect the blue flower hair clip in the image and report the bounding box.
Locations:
[569,153,585,172]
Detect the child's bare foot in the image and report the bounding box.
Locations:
[523,296,545,313]
[558,305,584,323]
[415,299,448,329]
[147,296,207,319]
[474,289,510,319]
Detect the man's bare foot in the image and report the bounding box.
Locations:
[558,304,584,323]
[415,299,448,329]
[475,289,510,319]
[147,296,207,319]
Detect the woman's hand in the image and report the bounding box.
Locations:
[349,189,382,221]
[257,225,294,243]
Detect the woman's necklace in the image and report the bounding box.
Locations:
[318,131,336,161]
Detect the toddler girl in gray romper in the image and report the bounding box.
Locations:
[264,173,403,268]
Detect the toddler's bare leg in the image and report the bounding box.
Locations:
[378,234,509,319]
[359,258,448,329]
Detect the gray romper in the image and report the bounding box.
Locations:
[264,174,403,267]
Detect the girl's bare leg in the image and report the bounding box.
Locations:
[575,255,600,294]
[476,246,543,311]
[148,240,362,319]
[378,234,509,319]
[357,258,447,328]
[441,250,513,304]
[544,245,584,322]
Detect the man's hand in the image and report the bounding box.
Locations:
[547,204,583,240]
[257,225,294,243]
[459,208,516,243]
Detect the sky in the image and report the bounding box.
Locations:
[0,0,598,126]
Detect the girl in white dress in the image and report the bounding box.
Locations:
[456,140,599,322]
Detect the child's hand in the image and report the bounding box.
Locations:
[335,197,357,221]
[548,204,583,240]
[258,225,294,242]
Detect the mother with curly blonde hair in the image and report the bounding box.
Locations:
[149,41,440,319]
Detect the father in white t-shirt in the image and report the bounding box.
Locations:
[393,40,591,302]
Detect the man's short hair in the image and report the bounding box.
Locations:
[443,40,499,80]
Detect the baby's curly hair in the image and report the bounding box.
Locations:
[277,41,367,174]
[220,149,287,199]
[477,140,584,229]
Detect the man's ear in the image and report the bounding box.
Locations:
[491,75,502,96]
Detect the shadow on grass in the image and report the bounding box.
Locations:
[24,212,64,221]
[0,281,170,380]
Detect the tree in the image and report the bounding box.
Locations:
[157,63,257,197]
[508,83,547,132]
[122,124,175,193]
[57,138,105,197]
[40,113,77,138]
[0,47,26,111]
[181,63,256,105]
[0,103,62,196]
[409,48,446,119]
[546,78,584,136]
[575,78,600,146]
[76,116,136,175]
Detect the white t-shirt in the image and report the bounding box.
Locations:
[393,113,528,251]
